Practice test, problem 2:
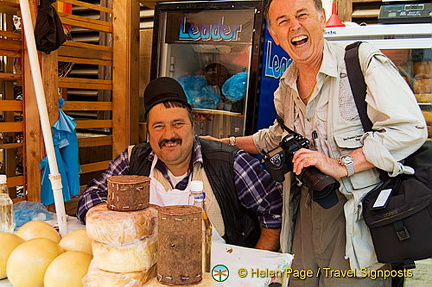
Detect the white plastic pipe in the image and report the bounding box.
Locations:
[19,0,68,237]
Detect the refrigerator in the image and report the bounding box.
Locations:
[324,23,432,139]
[151,0,290,138]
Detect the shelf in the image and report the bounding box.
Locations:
[193,108,244,118]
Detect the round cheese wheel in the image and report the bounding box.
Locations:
[86,203,157,244]
[16,220,61,243]
[59,229,93,255]
[6,238,63,287]
[83,261,156,287]
[0,233,25,279]
[44,251,92,287]
[92,234,157,273]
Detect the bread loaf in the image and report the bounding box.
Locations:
[414,61,432,79]
[83,261,156,287]
[413,79,432,94]
[86,203,157,244]
[107,175,150,211]
[422,110,432,124]
[415,93,432,103]
[92,234,157,273]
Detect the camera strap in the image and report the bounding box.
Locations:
[276,115,298,136]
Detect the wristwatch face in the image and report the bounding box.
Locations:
[340,155,353,165]
[340,155,354,176]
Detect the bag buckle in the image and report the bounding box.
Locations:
[394,221,410,241]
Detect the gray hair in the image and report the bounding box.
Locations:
[263,0,323,21]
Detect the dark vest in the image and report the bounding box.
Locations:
[129,138,261,247]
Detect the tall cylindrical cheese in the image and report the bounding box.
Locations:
[107,175,150,211]
[86,203,157,244]
[157,205,202,285]
[92,234,157,273]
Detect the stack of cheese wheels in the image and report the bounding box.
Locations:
[83,175,158,286]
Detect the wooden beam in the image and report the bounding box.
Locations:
[41,50,59,126]
[58,12,113,33]
[0,1,20,14]
[75,119,112,129]
[0,50,21,58]
[0,38,22,51]
[336,0,352,22]
[58,56,112,66]
[0,122,23,132]
[80,160,111,174]
[58,43,112,61]
[63,101,112,111]
[112,0,140,157]
[0,30,21,39]
[0,143,23,149]
[58,77,113,90]
[59,0,113,14]
[0,73,22,81]
[0,100,23,111]
[7,175,24,188]
[78,135,112,147]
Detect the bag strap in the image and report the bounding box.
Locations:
[344,41,373,132]
[345,42,389,181]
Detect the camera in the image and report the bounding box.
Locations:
[264,133,340,209]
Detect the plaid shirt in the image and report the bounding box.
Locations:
[77,136,282,229]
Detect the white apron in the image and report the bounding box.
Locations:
[147,155,225,243]
[148,155,191,207]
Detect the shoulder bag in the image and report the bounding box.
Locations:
[345,41,432,269]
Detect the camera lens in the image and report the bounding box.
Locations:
[300,167,340,209]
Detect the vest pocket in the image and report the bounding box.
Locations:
[334,132,381,190]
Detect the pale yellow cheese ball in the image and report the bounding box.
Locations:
[44,251,92,287]
[6,238,63,287]
[16,220,61,243]
[59,229,93,255]
[0,232,25,279]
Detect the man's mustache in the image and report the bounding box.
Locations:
[159,138,182,148]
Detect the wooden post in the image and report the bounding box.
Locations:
[112,0,140,157]
[23,0,43,202]
[336,0,352,22]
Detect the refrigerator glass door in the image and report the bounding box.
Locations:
[154,7,257,137]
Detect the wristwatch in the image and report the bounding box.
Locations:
[339,154,354,177]
[229,136,236,146]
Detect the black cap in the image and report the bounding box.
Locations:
[144,77,190,116]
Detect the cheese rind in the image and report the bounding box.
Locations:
[83,261,156,287]
[6,238,63,287]
[0,233,24,279]
[44,251,92,287]
[86,203,157,244]
[107,175,150,211]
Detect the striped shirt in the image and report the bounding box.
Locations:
[77,136,282,229]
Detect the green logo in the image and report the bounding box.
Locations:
[212,264,229,282]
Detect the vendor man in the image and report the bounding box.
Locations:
[77,77,283,251]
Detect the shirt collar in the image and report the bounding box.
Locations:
[147,135,203,188]
[281,40,339,88]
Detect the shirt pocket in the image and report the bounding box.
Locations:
[334,132,381,190]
